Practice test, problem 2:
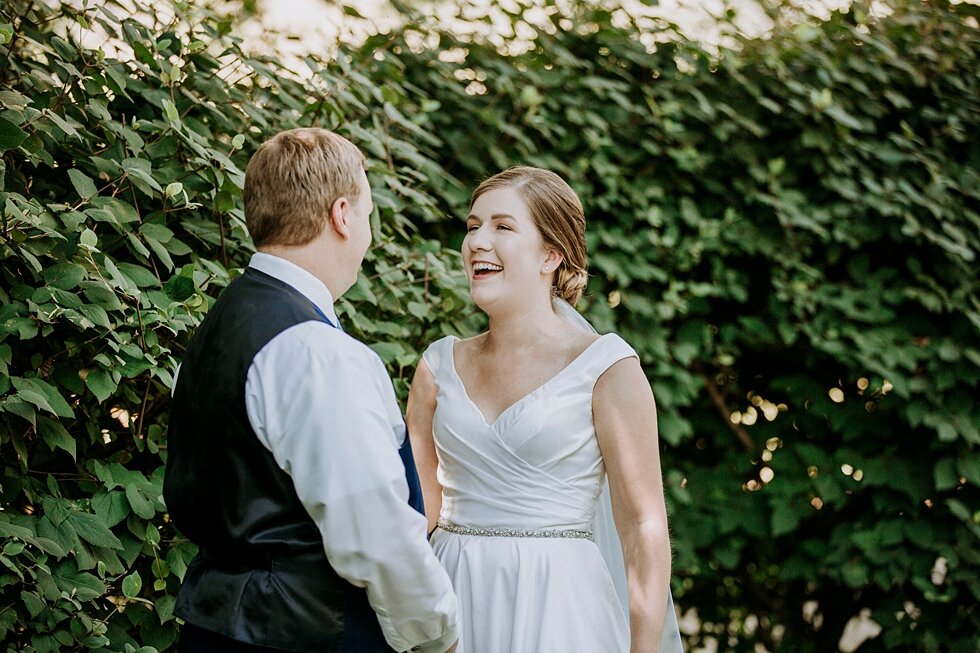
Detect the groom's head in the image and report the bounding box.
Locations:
[244,128,368,248]
[243,128,374,296]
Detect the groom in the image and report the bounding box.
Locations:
[164,128,459,653]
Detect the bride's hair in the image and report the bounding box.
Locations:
[470,167,589,306]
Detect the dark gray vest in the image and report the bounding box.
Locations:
[164,268,397,652]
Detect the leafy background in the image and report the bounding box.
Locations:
[0,0,976,651]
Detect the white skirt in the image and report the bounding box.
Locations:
[431,529,630,653]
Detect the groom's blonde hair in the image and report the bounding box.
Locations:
[471,166,589,305]
[244,127,366,248]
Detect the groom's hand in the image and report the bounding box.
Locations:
[443,640,458,653]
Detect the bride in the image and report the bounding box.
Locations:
[407,167,683,652]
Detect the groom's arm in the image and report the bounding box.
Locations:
[246,322,459,653]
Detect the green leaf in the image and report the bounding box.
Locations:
[771,500,801,537]
[90,197,140,224]
[0,519,37,543]
[79,303,111,328]
[93,490,130,527]
[79,228,98,248]
[125,484,156,519]
[103,64,132,100]
[85,367,117,402]
[65,511,123,549]
[0,116,28,151]
[151,557,169,579]
[155,594,177,623]
[0,90,30,109]
[12,377,74,418]
[117,262,159,287]
[146,236,175,270]
[958,457,980,486]
[2,317,38,340]
[80,281,124,311]
[946,498,980,539]
[68,169,98,200]
[20,591,45,618]
[163,274,195,301]
[126,232,152,259]
[54,568,106,601]
[44,109,79,138]
[824,104,868,131]
[140,222,174,243]
[369,342,406,364]
[934,458,958,491]
[841,559,870,588]
[42,498,70,526]
[166,546,190,581]
[214,189,236,213]
[122,157,164,192]
[44,262,86,290]
[122,571,142,598]
[162,98,180,126]
[11,383,52,416]
[36,415,76,460]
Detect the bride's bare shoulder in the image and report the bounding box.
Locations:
[452,332,489,357]
[564,325,602,353]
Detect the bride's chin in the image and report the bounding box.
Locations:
[469,289,505,314]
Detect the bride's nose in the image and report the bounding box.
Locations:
[467,225,492,251]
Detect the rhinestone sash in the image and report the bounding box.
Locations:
[436,518,593,541]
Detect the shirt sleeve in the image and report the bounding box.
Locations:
[245,321,459,653]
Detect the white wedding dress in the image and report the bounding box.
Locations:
[422,333,684,653]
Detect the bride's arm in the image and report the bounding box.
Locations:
[407,359,443,535]
[594,357,672,653]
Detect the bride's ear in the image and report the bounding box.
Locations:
[542,249,564,273]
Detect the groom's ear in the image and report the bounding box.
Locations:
[327,196,352,240]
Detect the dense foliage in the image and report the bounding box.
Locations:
[1,0,976,651]
[0,1,473,650]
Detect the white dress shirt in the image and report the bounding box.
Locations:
[242,252,459,653]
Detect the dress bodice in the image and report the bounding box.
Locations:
[422,333,638,531]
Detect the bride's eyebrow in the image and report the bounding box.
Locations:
[466,213,516,221]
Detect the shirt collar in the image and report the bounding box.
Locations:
[247,252,340,327]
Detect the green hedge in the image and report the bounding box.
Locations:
[1,0,977,651]
[372,2,979,650]
[0,1,472,650]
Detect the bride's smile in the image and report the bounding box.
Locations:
[463,186,560,312]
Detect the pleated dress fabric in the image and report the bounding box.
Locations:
[422,333,635,653]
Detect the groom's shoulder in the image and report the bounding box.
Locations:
[271,320,386,370]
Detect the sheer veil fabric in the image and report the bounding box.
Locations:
[552,298,685,652]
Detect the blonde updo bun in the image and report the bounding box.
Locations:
[471,166,589,306]
[554,266,589,306]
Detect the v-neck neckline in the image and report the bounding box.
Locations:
[448,334,607,428]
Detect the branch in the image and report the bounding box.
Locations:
[700,368,755,452]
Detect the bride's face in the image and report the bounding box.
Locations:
[463,186,555,312]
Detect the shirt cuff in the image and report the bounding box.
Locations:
[376,610,459,653]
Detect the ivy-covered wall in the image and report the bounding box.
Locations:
[1,1,976,651]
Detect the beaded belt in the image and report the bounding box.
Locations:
[436,518,593,541]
